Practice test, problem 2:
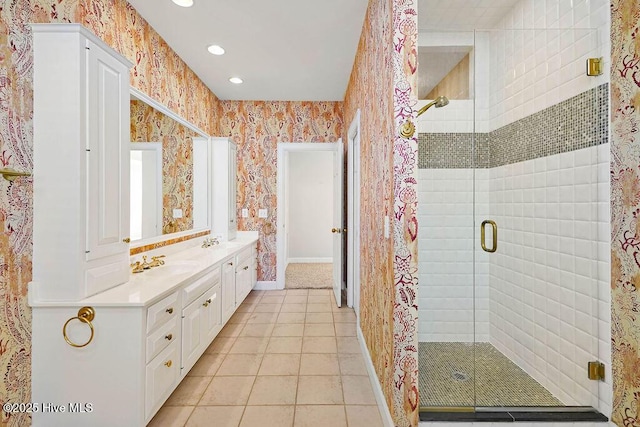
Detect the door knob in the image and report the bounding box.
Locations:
[331,228,341,233]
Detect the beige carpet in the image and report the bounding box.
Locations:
[285,263,333,289]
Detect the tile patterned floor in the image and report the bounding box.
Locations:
[148,289,384,427]
[419,342,563,408]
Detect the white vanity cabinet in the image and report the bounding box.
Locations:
[31,24,132,301]
[236,244,257,304]
[221,257,237,323]
[211,137,238,241]
[144,292,181,418]
[221,242,258,323]
[30,236,258,427]
[180,268,222,375]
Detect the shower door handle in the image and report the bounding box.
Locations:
[481,220,497,253]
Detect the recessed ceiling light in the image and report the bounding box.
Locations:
[229,77,243,84]
[172,0,193,7]
[207,45,225,55]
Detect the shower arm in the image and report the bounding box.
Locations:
[416,100,438,117]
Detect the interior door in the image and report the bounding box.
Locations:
[332,139,344,307]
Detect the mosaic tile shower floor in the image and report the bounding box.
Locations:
[419,342,563,408]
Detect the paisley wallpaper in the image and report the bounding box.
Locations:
[610,1,640,425]
[343,0,419,424]
[130,100,198,235]
[2,1,640,426]
[218,101,343,282]
[391,0,420,424]
[0,1,218,425]
[343,0,396,421]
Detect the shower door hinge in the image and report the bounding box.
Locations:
[586,57,603,76]
[588,361,605,381]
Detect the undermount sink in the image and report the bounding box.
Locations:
[145,260,200,276]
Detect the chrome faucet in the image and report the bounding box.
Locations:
[202,236,220,248]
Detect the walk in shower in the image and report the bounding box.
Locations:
[416,15,611,420]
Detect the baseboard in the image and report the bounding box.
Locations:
[254,281,282,290]
[287,257,333,264]
[357,325,394,427]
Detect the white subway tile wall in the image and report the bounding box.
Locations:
[418,169,490,343]
[417,0,610,136]
[488,144,611,413]
[418,145,611,413]
[490,0,609,129]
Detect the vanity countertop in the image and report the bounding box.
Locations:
[29,232,258,308]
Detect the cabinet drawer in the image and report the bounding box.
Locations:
[147,291,179,333]
[145,340,179,419]
[146,316,178,363]
[183,267,220,307]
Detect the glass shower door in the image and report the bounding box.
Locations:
[417,30,478,410]
[472,27,606,411]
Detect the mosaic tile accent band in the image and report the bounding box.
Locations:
[418,84,609,169]
[418,133,489,169]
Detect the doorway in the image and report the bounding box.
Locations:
[276,142,344,307]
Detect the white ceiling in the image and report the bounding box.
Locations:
[418,0,520,31]
[126,0,368,101]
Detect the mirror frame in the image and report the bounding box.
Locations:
[129,87,211,250]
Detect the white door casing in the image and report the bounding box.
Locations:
[276,142,343,293]
[332,139,344,308]
[347,110,361,315]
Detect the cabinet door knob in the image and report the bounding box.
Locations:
[243,266,249,270]
[166,308,174,314]
[203,298,212,307]
[123,237,131,243]
[228,262,233,266]
[165,334,173,341]
[164,360,172,368]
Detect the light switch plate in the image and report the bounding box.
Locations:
[173,208,183,219]
[242,208,249,218]
[258,209,268,218]
[384,215,390,238]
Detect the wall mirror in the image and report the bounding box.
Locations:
[129,88,210,246]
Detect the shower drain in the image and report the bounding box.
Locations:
[451,370,470,382]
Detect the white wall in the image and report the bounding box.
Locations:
[488,144,611,412]
[418,169,489,342]
[286,151,333,262]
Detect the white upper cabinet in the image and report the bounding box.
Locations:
[85,38,130,261]
[211,137,238,241]
[30,24,132,301]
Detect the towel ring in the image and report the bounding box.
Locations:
[63,307,95,348]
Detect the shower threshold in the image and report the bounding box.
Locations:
[419,406,608,422]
